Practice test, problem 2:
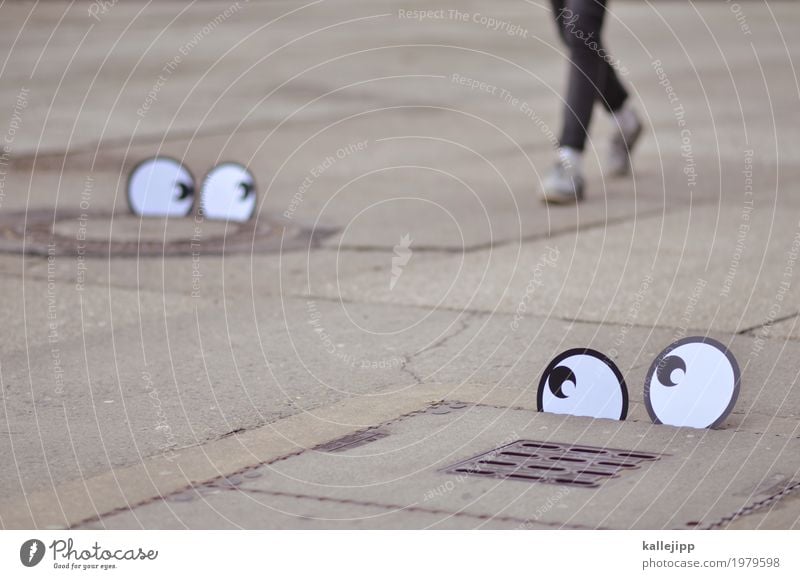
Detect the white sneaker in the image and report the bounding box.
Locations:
[540,160,585,204]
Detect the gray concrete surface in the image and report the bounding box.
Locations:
[1,1,799,529]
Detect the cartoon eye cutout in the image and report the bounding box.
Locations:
[200,162,256,222]
[537,349,628,420]
[644,336,740,429]
[127,156,195,217]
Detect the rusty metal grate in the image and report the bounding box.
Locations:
[314,428,390,453]
[444,439,663,489]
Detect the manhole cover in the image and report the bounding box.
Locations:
[444,439,663,489]
[0,209,336,257]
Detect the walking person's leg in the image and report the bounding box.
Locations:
[556,0,612,152]
[542,0,642,204]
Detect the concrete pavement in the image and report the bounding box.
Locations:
[1,0,799,529]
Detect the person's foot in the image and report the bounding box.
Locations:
[541,152,585,204]
[607,107,643,177]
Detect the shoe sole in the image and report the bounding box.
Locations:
[540,183,585,205]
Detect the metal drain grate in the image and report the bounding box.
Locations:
[444,440,663,489]
[314,429,390,453]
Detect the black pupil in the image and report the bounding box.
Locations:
[240,181,254,199]
[656,355,686,387]
[176,181,193,200]
[549,365,576,399]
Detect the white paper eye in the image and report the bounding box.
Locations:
[200,162,256,222]
[127,157,195,217]
[644,337,740,429]
[537,349,628,420]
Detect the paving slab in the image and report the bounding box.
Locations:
[4,381,799,530]
[0,294,468,501]
[76,486,531,530]
[320,205,800,334]
[232,403,800,529]
[73,399,800,530]
[1,384,456,529]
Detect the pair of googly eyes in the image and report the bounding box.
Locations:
[537,337,741,429]
[127,157,256,222]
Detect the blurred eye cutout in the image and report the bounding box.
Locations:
[537,349,628,421]
[200,162,256,222]
[127,157,195,217]
[644,336,741,429]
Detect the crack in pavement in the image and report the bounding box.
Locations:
[737,312,800,337]
[399,312,477,385]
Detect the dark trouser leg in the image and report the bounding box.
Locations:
[550,0,628,151]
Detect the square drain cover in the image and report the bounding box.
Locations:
[444,440,663,488]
